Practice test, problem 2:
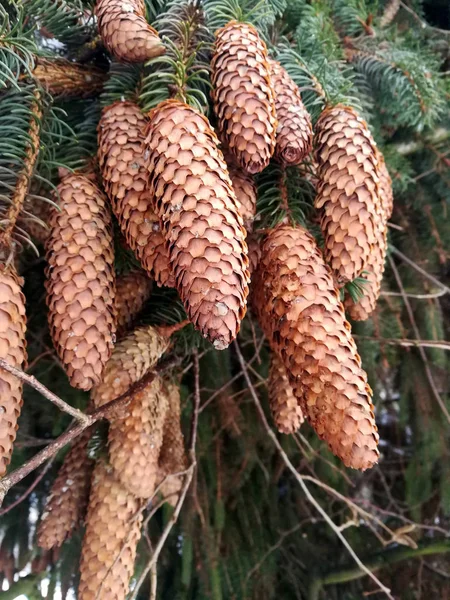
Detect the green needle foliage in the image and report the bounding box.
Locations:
[0,0,449,599]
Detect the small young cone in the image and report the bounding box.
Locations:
[95,0,165,63]
[91,325,170,408]
[225,154,257,232]
[37,428,94,550]
[158,381,187,506]
[145,99,250,350]
[32,58,106,99]
[108,375,168,498]
[314,104,383,285]
[98,101,174,287]
[345,150,393,320]
[114,270,152,337]
[268,352,304,434]
[211,21,277,174]
[78,460,143,600]
[0,265,27,477]
[268,59,313,166]
[252,224,379,470]
[45,173,116,391]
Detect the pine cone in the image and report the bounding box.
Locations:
[253,224,379,470]
[45,172,116,391]
[78,460,143,600]
[314,104,383,285]
[95,0,165,63]
[115,270,152,337]
[345,151,392,320]
[108,375,168,498]
[268,352,304,434]
[20,194,52,245]
[225,154,257,232]
[37,428,94,550]
[247,233,261,276]
[91,325,170,408]
[158,381,187,506]
[145,99,250,350]
[0,265,27,477]
[269,59,313,166]
[211,21,277,174]
[98,101,174,287]
[32,58,106,99]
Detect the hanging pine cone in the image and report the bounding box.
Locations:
[91,325,170,408]
[246,234,261,276]
[225,153,258,232]
[45,172,116,391]
[145,99,250,350]
[268,59,313,166]
[98,101,175,287]
[37,428,94,550]
[32,58,106,99]
[211,21,277,174]
[78,460,143,600]
[158,381,187,506]
[115,270,152,337]
[345,150,393,321]
[314,104,383,286]
[108,375,168,498]
[253,224,379,470]
[0,264,27,478]
[268,352,304,435]
[95,0,165,63]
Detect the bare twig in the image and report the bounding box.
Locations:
[234,340,394,600]
[381,289,447,300]
[398,1,450,36]
[391,247,450,295]
[352,336,450,351]
[0,358,90,424]
[0,458,54,516]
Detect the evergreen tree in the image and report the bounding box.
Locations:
[0,0,449,598]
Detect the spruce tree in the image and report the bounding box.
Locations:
[0,0,449,598]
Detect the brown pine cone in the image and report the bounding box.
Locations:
[0,264,27,477]
[32,58,106,99]
[157,381,187,506]
[91,325,170,408]
[253,224,379,470]
[115,270,152,337]
[269,59,313,166]
[314,104,383,286]
[45,172,116,391]
[98,101,175,287]
[37,428,94,550]
[377,150,394,220]
[108,375,168,498]
[268,352,304,435]
[145,99,250,350]
[95,0,165,63]
[246,233,261,277]
[78,460,143,600]
[211,21,277,174]
[224,153,257,232]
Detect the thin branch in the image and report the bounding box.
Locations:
[381,289,447,299]
[0,358,90,424]
[398,1,450,36]
[353,336,450,351]
[0,458,54,516]
[233,340,394,600]
[390,247,450,295]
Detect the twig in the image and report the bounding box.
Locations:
[0,358,90,424]
[388,255,450,425]
[352,336,450,351]
[398,1,450,36]
[0,356,180,507]
[233,340,394,600]
[381,289,447,299]
[391,247,450,295]
[0,458,54,516]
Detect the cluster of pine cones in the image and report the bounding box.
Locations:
[0,3,393,598]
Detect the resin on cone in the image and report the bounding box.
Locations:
[211,21,277,174]
[314,104,383,286]
[45,172,116,391]
[158,381,187,506]
[145,99,250,350]
[78,460,143,600]
[115,270,152,337]
[0,264,27,477]
[253,224,379,470]
[98,101,175,287]
[108,375,168,498]
[268,352,304,434]
[37,428,94,549]
[224,152,257,232]
[269,59,313,166]
[91,325,170,408]
[95,0,165,63]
